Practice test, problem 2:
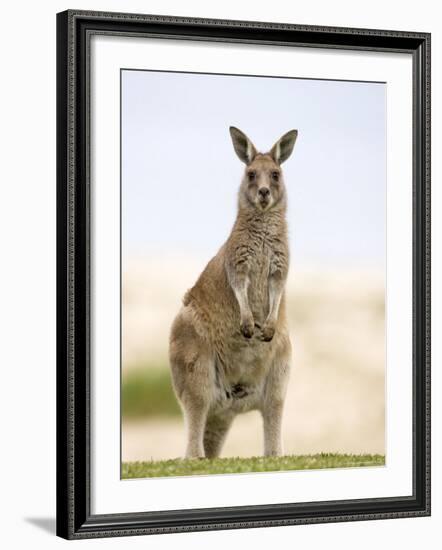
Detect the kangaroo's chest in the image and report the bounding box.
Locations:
[247,240,278,321]
[249,252,269,299]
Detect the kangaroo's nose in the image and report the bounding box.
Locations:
[258,187,270,198]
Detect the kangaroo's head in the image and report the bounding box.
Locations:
[229,126,297,213]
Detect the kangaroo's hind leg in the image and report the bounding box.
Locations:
[261,336,291,456]
[182,388,210,458]
[204,413,234,458]
[169,310,214,458]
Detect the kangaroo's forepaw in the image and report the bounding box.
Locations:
[260,323,275,342]
[240,318,254,339]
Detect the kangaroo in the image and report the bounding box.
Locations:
[169,126,298,459]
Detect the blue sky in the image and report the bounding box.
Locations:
[122,69,386,268]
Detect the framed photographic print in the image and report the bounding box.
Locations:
[56,10,431,539]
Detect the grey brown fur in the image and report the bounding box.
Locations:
[169,127,298,458]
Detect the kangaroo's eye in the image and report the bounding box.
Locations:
[271,171,280,182]
[247,171,256,182]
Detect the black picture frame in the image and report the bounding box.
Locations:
[56,9,431,540]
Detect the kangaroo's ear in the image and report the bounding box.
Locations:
[270,130,298,164]
[229,126,257,165]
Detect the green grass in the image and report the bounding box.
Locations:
[122,453,385,479]
[122,366,180,419]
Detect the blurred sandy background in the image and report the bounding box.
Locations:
[122,255,385,462]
